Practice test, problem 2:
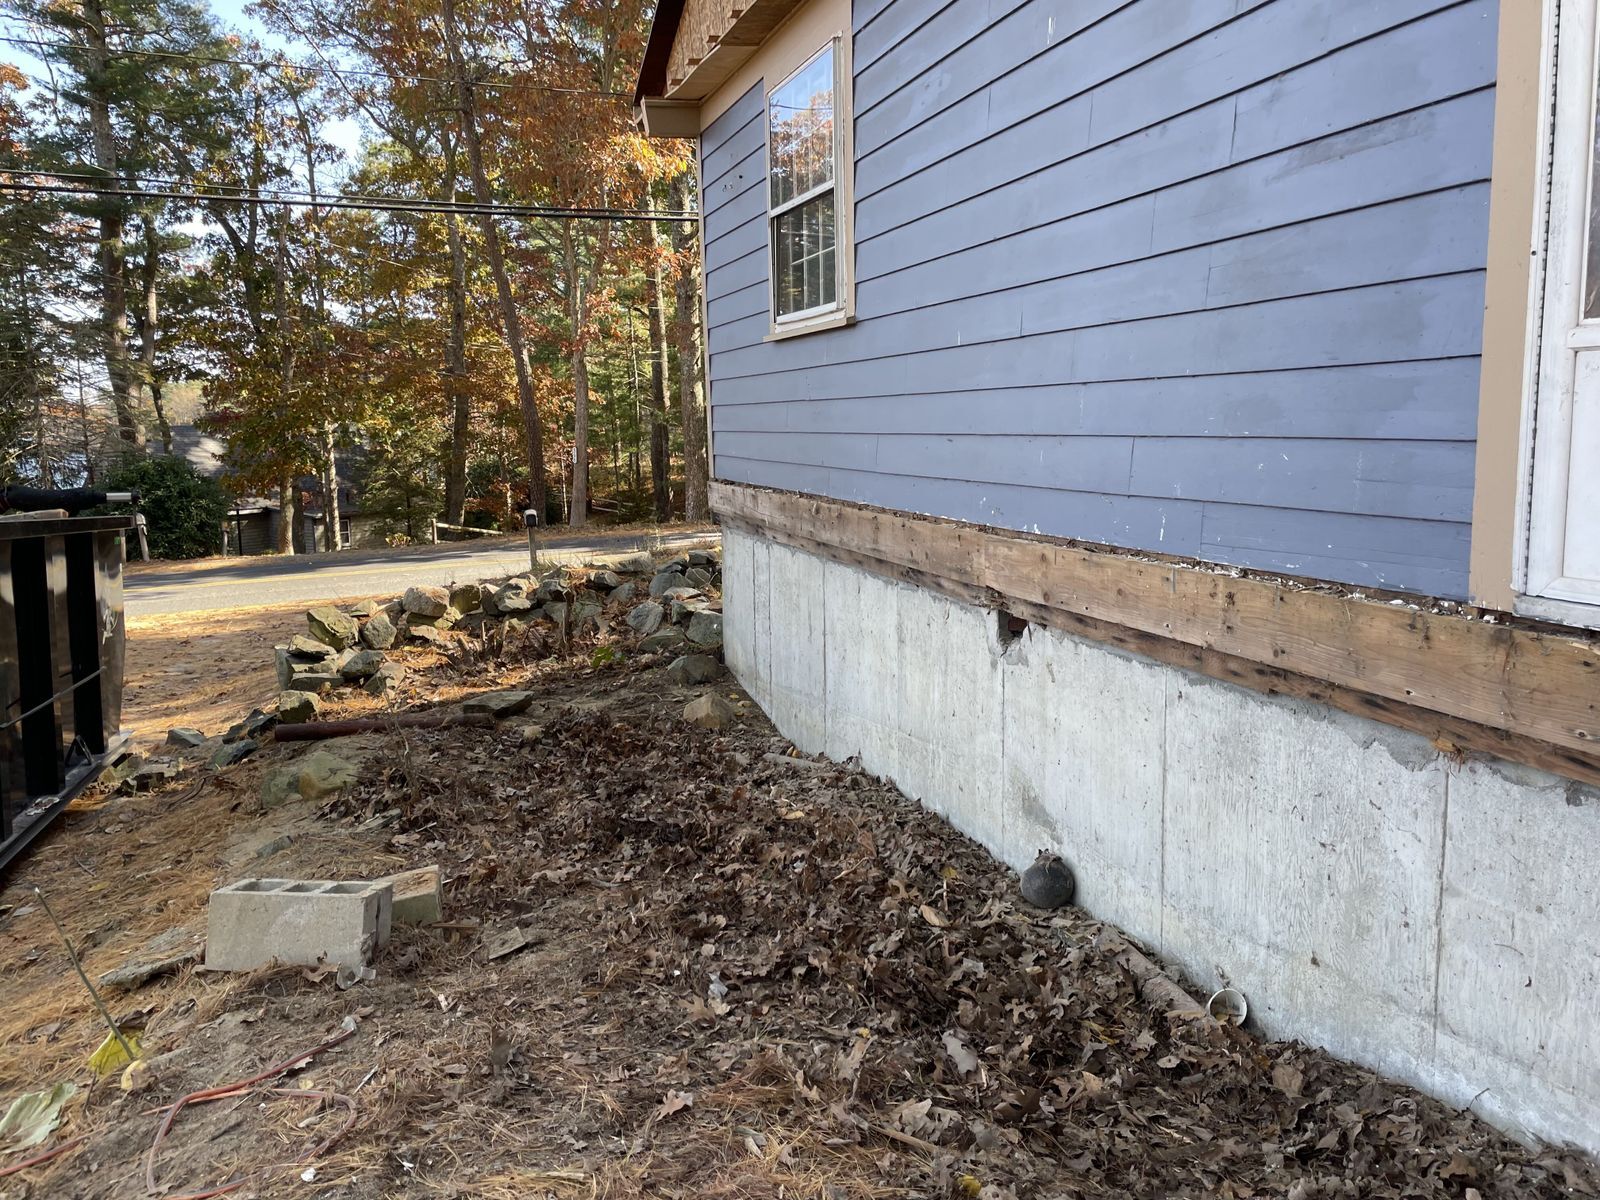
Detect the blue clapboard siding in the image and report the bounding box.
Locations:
[699,0,1498,597]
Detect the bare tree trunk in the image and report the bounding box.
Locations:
[443,212,471,524]
[562,220,590,528]
[83,0,142,448]
[646,248,671,522]
[138,215,172,453]
[273,218,299,556]
[670,175,708,521]
[320,426,340,552]
[443,0,546,520]
[276,473,295,555]
[441,134,471,525]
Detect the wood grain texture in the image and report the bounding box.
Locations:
[712,481,1600,775]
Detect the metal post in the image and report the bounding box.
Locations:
[523,509,540,571]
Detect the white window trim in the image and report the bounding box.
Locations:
[764,37,855,340]
[1515,0,1600,628]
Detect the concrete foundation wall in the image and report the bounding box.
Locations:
[722,525,1600,1154]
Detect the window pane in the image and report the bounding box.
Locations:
[1588,56,1600,319]
[769,46,834,209]
[774,190,837,316]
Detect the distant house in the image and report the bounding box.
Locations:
[638,0,1600,1151]
[169,424,385,554]
[168,424,282,556]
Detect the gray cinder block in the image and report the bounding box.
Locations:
[205,878,393,972]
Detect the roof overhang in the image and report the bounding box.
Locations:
[634,0,808,134]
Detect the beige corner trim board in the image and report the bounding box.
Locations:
[712,480,1600,788]
[1475,0,1600,628]
[1470,1,1545,611]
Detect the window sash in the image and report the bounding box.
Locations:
[768,41,841,323]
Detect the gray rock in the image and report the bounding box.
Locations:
[542,601,569,626]
[406,623,445,645]
[640,628,688,655]
[610,581,639,605]
[684,567,714,588]
[348,599,383,618]
[364,663,406,696]
[360,611,397,649]
[663,555,691,573]
[688,549,719,568]
[278,690,322,723]
[273,646,294,689]
[590,570,622,590]
[287,671,342,693]
[210,739,259,769]
[666,654,725,686]
[243,709,277,739]
[686,611,724,649]
[627,601,665,635]
[340,649,386,681]
[407,606,459,630]
[307,606,360,650]
[670,597,712,624]
[463,690,535,718]
[573,598,604,628]
[289,634,338,660]
[449,582,483,614]
[649,570,685,598]
[402,585,450,618]
[1019,852,1075,909]
[612,552,654,575]
[261,748,360,808]
[165,727,206,749]
[535,578,571,604]
[492,582,534,613]
[683,693,736,730]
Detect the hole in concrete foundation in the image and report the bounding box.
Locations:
[995,608,1030,647]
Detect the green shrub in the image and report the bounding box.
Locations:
[105,456,229,560]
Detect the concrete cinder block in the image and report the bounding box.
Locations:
[382,865,443,926]
[205,878,393,972]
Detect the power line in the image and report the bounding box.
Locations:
[0,177,699,222]
[0,31,631,100]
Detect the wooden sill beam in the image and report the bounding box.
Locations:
[711,480,1600,787]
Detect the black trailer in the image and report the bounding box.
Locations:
[0,514,138,874]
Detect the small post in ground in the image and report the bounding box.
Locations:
[523,508,541,571]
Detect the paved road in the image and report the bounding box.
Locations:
[124,527,719,616]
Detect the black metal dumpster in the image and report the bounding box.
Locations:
[0,514,137,873]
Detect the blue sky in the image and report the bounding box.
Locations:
[1,0,365,171]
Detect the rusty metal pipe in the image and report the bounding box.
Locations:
[273,712,494,741]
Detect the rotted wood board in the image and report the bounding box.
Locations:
[712,481,1600,783]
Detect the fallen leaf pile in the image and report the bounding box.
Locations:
[326,686,1598,1199]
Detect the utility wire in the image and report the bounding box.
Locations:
[0,177,699,222]
[0,32,632,99]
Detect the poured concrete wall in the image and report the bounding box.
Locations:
[722,524,1600,1154]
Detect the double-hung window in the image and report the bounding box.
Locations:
[767,42,842,327]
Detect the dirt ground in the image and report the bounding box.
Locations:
[1,587,1597,1198]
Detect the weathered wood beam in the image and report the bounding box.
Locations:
[712,480,1600,786]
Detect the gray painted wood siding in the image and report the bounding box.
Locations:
[701,0,1497,597]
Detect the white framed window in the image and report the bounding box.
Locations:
[1519,0,1600,624]
[767,42,845,329]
